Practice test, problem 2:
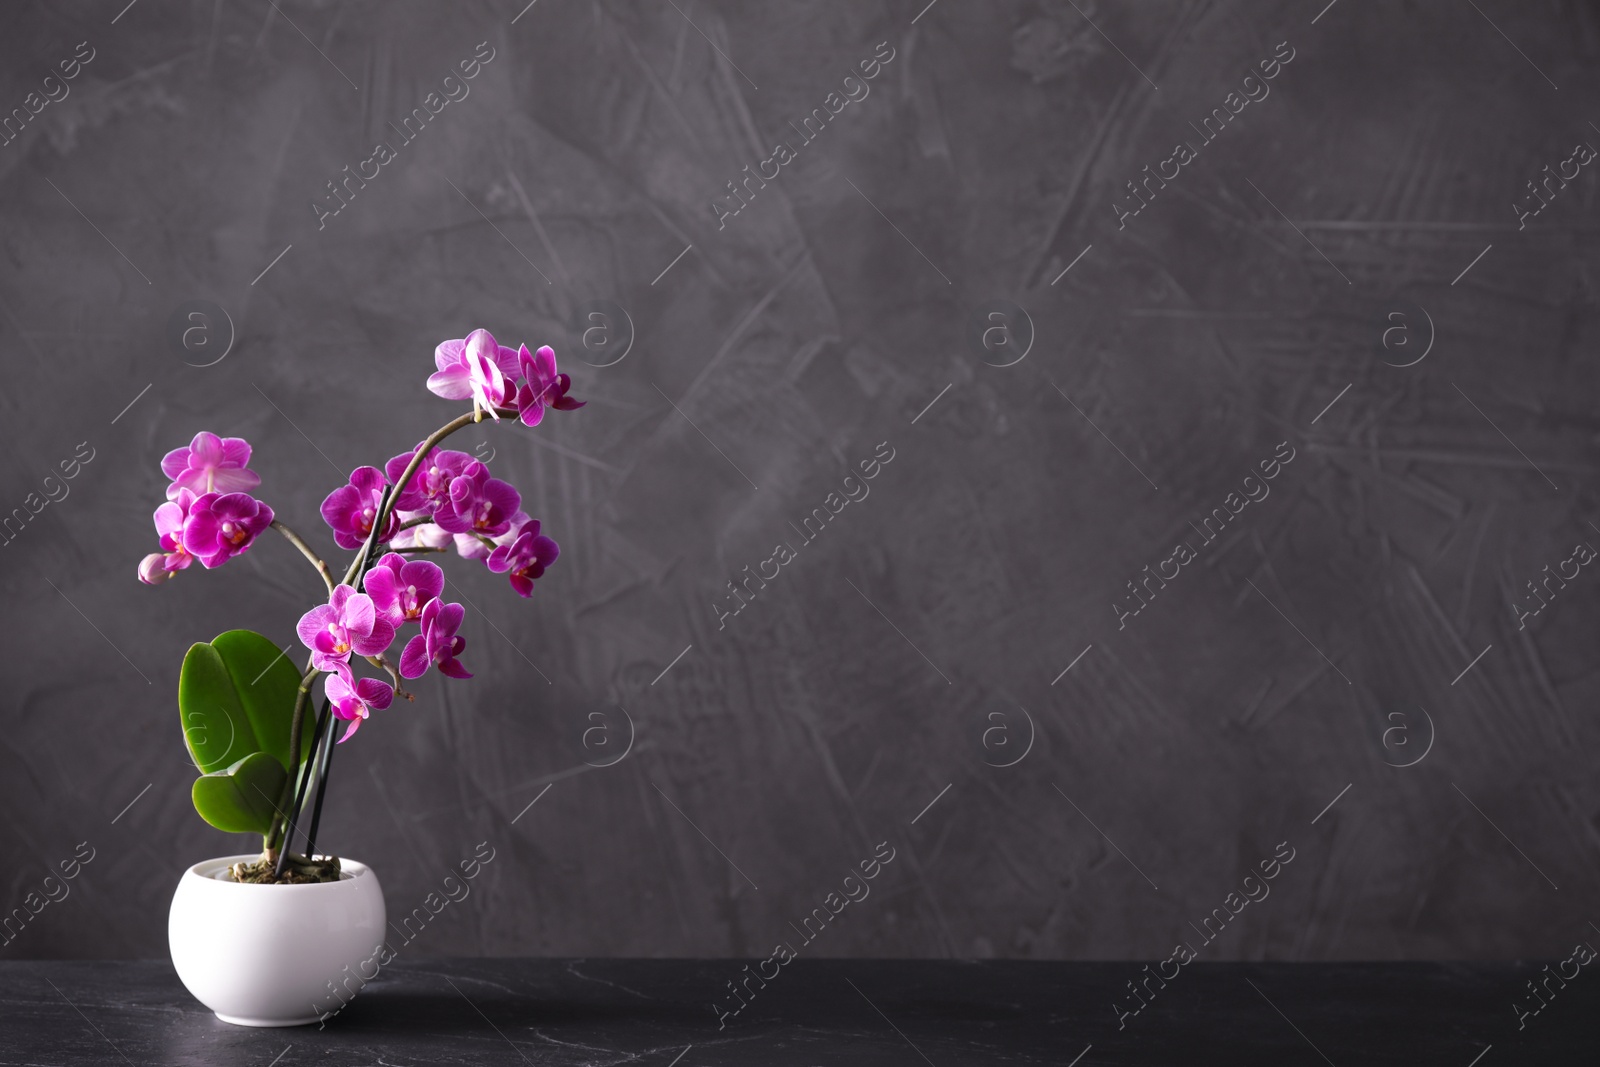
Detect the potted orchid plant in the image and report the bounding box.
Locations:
[148,329,580,1026]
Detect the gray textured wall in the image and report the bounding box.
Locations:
[2,0,1597,963]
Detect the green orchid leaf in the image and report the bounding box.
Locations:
[179,630,313,775]
[191,751,289,835]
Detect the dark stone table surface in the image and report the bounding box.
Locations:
[0,959,1590,1065]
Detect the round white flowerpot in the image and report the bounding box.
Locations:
[168,855,386,1027]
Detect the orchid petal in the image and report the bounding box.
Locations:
[433,509,474,535]
[400,559,445,602]
[208,468,262,493]
[219,437,252,469]
[313,652,354,683]
[399,635,430,679]
[362,566,399,607]
[354,616,395,657]
[427,366,475,400]
[319,486,357,525]
[355,677,394,710]
[329,584,355,614]
[516,384,547,427]
[464,329,499,363]
[160,447,190,480]
[437,657,473,679]
[189,432,224,468]
[153,500,186,541]
[180,513,222,567]
[297,604,336,651]
[434,602,465,640]
[439,635,472,678]
[324,673,354,703]
[350,466,387,494]
[533,345,557,381]
[434,338,466,372]
[342,592,376,635]
[495,343,523,380]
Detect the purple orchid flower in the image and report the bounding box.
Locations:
[325,673,394,744]
[296,584,396,680]
[160,432,261,500]
[433,461,521,538]
[399,598,471,680]
[486,522,559,598]
[388,522,452,551]
[320,466,399,551]
[180,491,274,569]
[514,344,585,427]
[384,443,474,513]
[362,552,445,627]
[138,489,199,584]
[427,328,520,418]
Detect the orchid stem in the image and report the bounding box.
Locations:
[303,713,338,859]
[274,697,331,879]
[364,653,407,697]
[271,521,335,595]
[267,660,320,852]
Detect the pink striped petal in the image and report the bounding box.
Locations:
[434,338,466,372]
[189,432,223,468]
[427,366,474,400]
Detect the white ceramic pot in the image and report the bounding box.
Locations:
[168,855,387,1027]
